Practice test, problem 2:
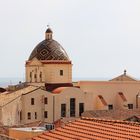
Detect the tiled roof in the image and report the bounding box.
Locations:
[109,72,137,81]
[32,117,140,140]
[52,87,70,94]
[82,109,140,120]
[0,87,6,93]
[0,86,39,107]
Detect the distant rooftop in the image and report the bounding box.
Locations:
[0,86,39,107]
[11,127,45,132]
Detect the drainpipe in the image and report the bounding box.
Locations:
[53,96,55,122]
[136,93,139,108]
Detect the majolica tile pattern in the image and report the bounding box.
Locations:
[29,39,69,60]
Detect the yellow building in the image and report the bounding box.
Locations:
[79,71,140,110]
[0,28,140,127]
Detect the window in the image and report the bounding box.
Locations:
[108,104,113,110]
[128,104,133,109]
[27,112,31,120]
[70,98,75,117]
[35,112,37,119]
[30,72,32,78]
[44,111,48,118]
[40,72,42,78]
[20,111,22,121]
[60,70,63,76]
[44,97,48,104]
[34,74,37,78]
[40,72,42,82]
[79,103,84,116]
[61,104,66,117]
[34,74,37,82]
[30,72,32,82]
[31,98,34,105]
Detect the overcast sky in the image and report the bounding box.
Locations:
[0,0,140,80]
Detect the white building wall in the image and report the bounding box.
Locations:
[79,81,140,110]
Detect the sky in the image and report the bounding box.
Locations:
[0,0,140,80]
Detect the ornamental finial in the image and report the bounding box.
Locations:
[124,69,126,75]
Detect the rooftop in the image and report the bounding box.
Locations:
[11,127,46,132]
[0,86,39,107]
[32,117,140,140]
[82,109,140,121]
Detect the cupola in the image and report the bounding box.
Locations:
[45,28,53,40]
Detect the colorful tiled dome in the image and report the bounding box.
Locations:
[28,28,69,61]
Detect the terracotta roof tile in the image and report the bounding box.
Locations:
[43,131,72,140]
[32,117,140,140]
[32,137,44,140]
[52,87,70,94]
[0,86,39,107]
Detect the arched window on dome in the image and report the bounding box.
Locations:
[40,72,42,82]
[49,34,52,39]
[30,72,32,82]
[34,74,37,82]
[46,33,52,40]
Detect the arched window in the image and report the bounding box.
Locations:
[20,111,22,121]
[40,72,42,82]
[34,74,37,82]
[30,72,32,82]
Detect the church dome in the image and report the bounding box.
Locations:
[28,28,70,61]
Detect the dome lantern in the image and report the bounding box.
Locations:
[124,69,127,75]
[45,26,53,40]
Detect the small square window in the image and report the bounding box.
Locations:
[128,104,133,109]
[44,111,48,118]
[60,70,63,76]
[108,104,113,110]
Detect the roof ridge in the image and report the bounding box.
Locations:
[81,117,140,126]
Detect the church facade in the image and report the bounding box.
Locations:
[0,28,140,126]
